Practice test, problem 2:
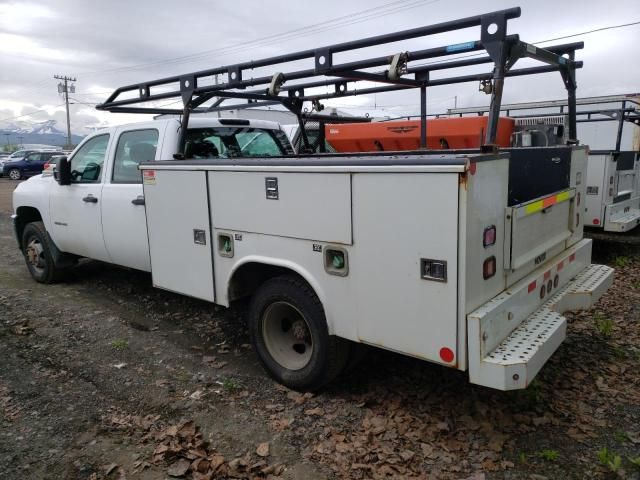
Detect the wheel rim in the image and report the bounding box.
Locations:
[261,301,313,371]
[9,169,20,180]
[25,236,46,274]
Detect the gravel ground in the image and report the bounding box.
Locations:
[0,177,639,480]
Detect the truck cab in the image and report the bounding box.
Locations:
[12,117,293,275]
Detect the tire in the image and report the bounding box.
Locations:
[8,168,21,180]
[21,221,65,283]
[248,274,349,391]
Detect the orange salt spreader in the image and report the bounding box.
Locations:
[325,116,514,152]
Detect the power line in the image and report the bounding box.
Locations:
[79,0,438,77]
[413,19,640,69]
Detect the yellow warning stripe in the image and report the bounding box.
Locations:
[523,190,572,216]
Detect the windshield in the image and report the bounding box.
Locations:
[9,150,29,159]
[185,127,292,159]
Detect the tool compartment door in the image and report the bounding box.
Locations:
[506,189,575,271]
[349,172,460,364]
[143,169,215,302]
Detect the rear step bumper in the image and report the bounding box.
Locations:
[468,243,613,390]
[604,199,640,233]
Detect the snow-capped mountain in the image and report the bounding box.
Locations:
[1,120,84,147]
[3,119,64,135]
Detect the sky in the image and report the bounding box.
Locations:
[0,0,639,135]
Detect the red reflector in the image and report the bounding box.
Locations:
[439,347,454,363]
[544,271,551,281]
[483,225,496,248]
[569,253,576,262]
[483,256,496,280]
[593,218,600,225]
[528,281,537,293]
[469,162,477,175]
[557,261,564,271]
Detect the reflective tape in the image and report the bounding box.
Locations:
[522,190,573,216]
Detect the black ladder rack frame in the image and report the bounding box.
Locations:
[97,7,583,152]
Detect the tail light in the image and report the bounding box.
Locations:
[483,225,496,247]
[43,162,50,169]
[483,256,496,279]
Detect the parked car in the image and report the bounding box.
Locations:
[3,151,63,180]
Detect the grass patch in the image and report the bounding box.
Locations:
[593,311,614,337]
[612,346,627,359]
[222,378,241,394]
[598,447,622,474]
[613,430,628,443]
[111,339,128,350]
[614,256,629,268]
[538,449,559,462]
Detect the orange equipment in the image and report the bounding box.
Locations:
[325,116,514,152]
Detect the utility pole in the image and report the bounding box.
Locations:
[54,74,76,149]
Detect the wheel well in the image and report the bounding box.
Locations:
[228,262,307,303]
[15,207,42,248]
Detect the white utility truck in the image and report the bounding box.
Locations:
[12,8,614,391]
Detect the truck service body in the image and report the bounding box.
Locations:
[12,8,614,391]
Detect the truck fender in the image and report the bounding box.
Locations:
[225,255,335,335]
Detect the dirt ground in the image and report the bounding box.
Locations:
[0,176,639,480]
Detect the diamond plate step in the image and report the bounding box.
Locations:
[469,262,614,390]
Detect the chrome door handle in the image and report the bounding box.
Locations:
[82,195,98,203]
[131,196,145,206]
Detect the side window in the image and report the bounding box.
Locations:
[70,134,110,183]
[26,153,41,162]
[113,129,159,184]
[237,131,283,156]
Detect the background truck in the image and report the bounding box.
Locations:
[13,7,613,391]
[446,94,640,232]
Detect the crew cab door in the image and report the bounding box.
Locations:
[49,134,112,262]
[23,152,43,176]
[101,127,163,271]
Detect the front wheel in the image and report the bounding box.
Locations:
[21,221,65,283]
[8,168,21,180]
[248,275,349,391]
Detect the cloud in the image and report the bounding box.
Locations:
[1,0,639,135]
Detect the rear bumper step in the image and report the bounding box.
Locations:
[605,208,640,232]
[469,261,614,390]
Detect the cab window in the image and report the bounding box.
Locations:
[25,153,42,162]
[70,134,110,183]
[113,129,158,183]
[185,127,287,158]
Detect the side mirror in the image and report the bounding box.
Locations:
[56,156,71,185]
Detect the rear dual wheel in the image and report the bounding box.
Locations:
[248,275,349,391]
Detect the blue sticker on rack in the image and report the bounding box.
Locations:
[446,41,475,53]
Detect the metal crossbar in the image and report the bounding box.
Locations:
[97,7,583,151]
